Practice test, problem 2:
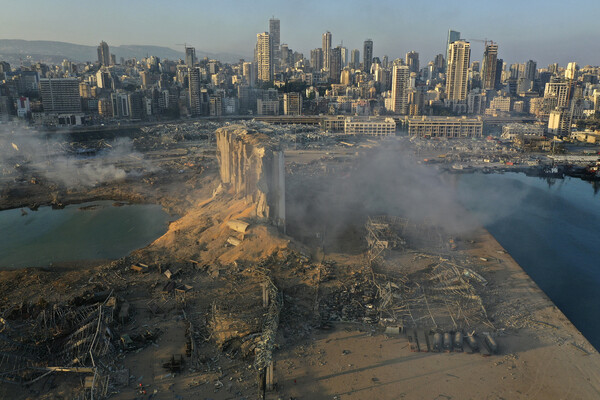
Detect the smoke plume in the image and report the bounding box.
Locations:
[0,126,151,188]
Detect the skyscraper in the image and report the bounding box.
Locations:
[310,48,323,71]
[363,39,373,73]
[322,31,332,71]
[524,60,537,81]
[256,32,272,83]
[340,46,348,68]
[280,43,289,68]
[391,64,410,114]
[446,40,471,101]
[269,18,280,71]
[434,54,445,72]
[185,47,196,68]
[242,62,255,86]
[446,30,461,71]
[382,55,389,69]
[406,51,419,74]
[350,49,360,69]
[97,41,110,66]
[188,67,202,116]
[565,62,578,80]
[96,68,112,89]
[494,59,504,90]
[330,46,342,83]
[481,42,498,90]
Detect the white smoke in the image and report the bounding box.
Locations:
[0,126,151,188]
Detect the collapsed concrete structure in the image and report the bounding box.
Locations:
[216,125,285,229]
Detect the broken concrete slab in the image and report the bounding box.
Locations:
[227,219,250,234]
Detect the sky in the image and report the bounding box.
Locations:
[2,0,599,67]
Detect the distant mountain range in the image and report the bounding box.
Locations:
[0,39,247,65]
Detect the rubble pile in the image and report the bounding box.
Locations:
[209,302,263,358]
[0,291,159,398]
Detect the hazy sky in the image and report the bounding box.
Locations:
[3,0,599,66]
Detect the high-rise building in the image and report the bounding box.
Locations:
[97,41,110,66]
[39,78,81,113]
[322,31,332,71]
[0,61,10,74]
[340,46,348,68]
[363,39,373,73]
[256,32,272,83]
[350,49,360,69]
[283,92,302,115]
[391,64,410,114]
[481,42,498,90]
[310,48,323,71]
[96,68,112,89]
[434,54,445,72]
[139,70,150,89]
[548,107,572,136]
[188,67,202,116]
[446,30,461,71]
[110,92,129,118]
[544,81,572,108]
[406,51,419,74]
[494,59,504,90]
[280,43,290,68]
[446,40,471,101]
[128,91,144,120]
[330,47,342,83]
[340,69,352,85]
[565,62,578,80]
[185,47,196,68]
[525,60,537,81]
[242,62,255,86]
[269,18,280,71]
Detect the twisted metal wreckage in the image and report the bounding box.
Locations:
[364,215,492,332]
[0,292,123,399]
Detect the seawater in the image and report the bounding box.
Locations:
[457,173,600,350]
[0,200,173,269]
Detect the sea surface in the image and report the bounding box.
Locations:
[0,200,172,269]
[457,173,600,350]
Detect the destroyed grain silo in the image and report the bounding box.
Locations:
[215,125,286,230]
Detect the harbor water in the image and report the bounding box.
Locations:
[0,200,173,269]
[457,173,600,350]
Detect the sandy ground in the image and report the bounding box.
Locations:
[272,229,600,400]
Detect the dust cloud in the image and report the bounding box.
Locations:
[0,126,150,188]
[286,138,529,247]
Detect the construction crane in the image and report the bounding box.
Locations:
[467,39,495,47]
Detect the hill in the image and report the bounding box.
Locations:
[0,39,246,65]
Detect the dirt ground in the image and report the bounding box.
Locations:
[1,128,599,399]
[273,229,600,400]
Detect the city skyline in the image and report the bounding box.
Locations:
[1,0,599,66]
